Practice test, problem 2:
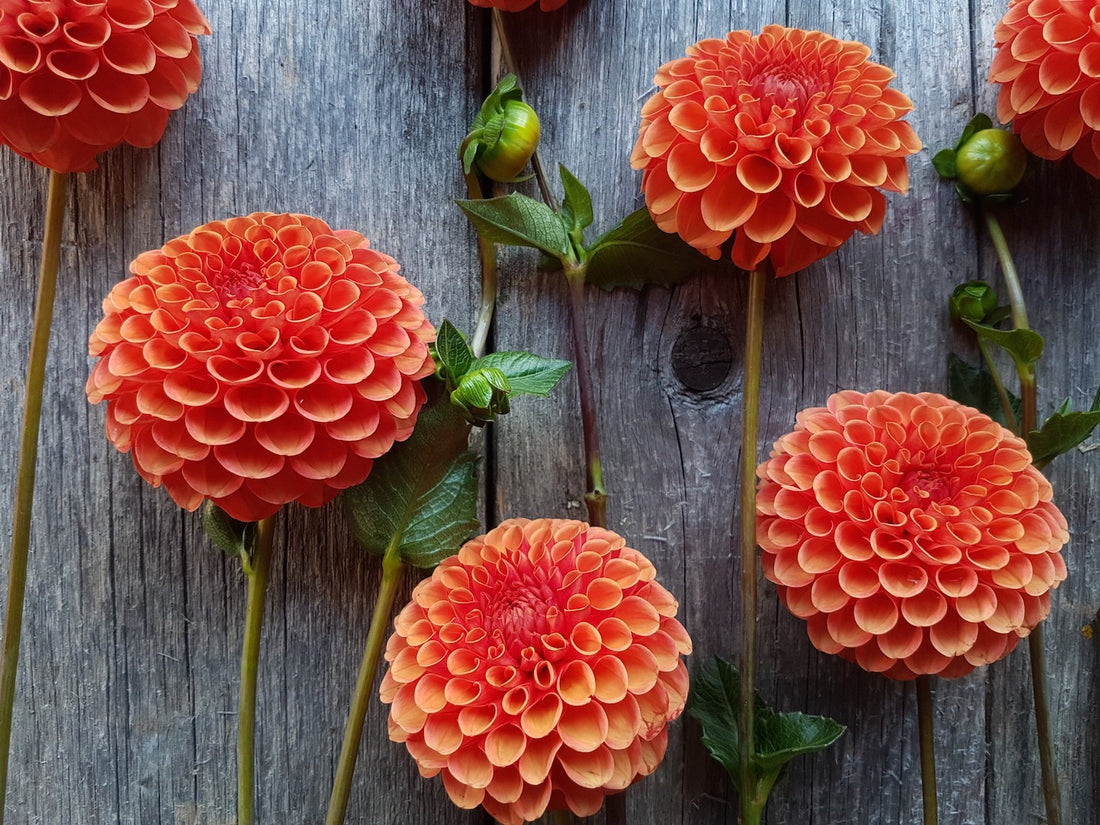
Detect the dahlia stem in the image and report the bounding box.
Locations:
[982,209,1062,825]
[738,264,767,825]
[0,169,68,825]
[916,676,939,825]
[325,540,405,825]
[564,261,607,528]
[465,170,498,358]
[237,515,275,825]
[977,339,1019,435]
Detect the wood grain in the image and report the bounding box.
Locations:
[0,0,1096,823]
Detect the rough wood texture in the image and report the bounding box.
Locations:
[0,1,1096,823]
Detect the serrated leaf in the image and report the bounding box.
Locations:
[947,354,1022,428]
[933,148,957,179]
[753,710,846,776]
[433,320,474,386]
[457,194,571,259]
[585,207,733,291]
[963,319,1044,371]
[957,113,994,150]
[1026,387,1100,467]
[559,164,593,238]
[203,501,256,562]
[343,387,479,569]
[689,656,844,802]
[472,351,572,397]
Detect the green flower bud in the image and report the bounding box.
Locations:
[475,100,540,182]
[955,129,1027,196]
[451,367,511,425]
[949,280,998,323]
[460,74,541,183]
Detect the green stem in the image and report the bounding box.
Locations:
[564,262,607,528]
[916,676,939,825]
[982,209,1062,825]
[977,339,1019,435]
[325,542,405,825]
[238,516,275,825]
[0,169,68,825]
[465,171,498,357]
[738,265,767,825]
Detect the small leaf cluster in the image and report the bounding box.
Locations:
[947,284,1100,467]
[689,657,845,816]
[458,164,731,290]
[432,320,571,426]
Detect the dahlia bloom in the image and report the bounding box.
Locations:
[990,0,1100,178]
[757,391,1068,680]
[631,25,921,277]
[0,0,210,173]
[87,212,435,523]
[380,518,692,824]
[467,0,567,11]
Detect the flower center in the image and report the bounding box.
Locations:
[482,578,556,654]
[748,63,824,111]
[212,262,266,302]
[898,467,954,504]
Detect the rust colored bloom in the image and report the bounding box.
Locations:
[466,0,566,10]
[757,391,1068,680]
[380,518,692,824]
[631,25,921,277]
[0,0,210,173]
[990,0,1100,178]
[87,212,435,523]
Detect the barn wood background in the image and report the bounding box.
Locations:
[1,0,1098,823]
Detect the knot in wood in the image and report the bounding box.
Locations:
[670,326,732,392]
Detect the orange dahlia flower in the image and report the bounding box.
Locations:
[757,391,1068,680]
[467,0,567,10]
[0,0,210,173]
[990,0,1100,178]
[380,518,692,824]
[631,25,921,277]
[87,212,435,523]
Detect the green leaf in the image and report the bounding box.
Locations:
[472,351,572,397]
[963,319,1044,372]
[689,656,845,804]
[457,194,571,259]
[956,113,994,151]
[451,367,512,424]
[202,502,257,569]
[947,354,1022,428]
[433,320,475,386]
[585,207,733,291]
[559,164,593,237]
[1026,387,1100,467]
[343,386,480,569]
[933,148,957,179]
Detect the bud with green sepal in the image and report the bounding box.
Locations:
[933,114,1028,202]
[949,280,999,323]
[460,74,541,183]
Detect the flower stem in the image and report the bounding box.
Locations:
[0,169,68,825]
[237,515,275,825]
[564,262,607,528]
[465,171,498,357]
[325,541,405,825]
[977,339,1019,435]
[982,209,1062,825]
[916,675,939,825]
[738,265,767,824]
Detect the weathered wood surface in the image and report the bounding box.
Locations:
[0,1,1097,824]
